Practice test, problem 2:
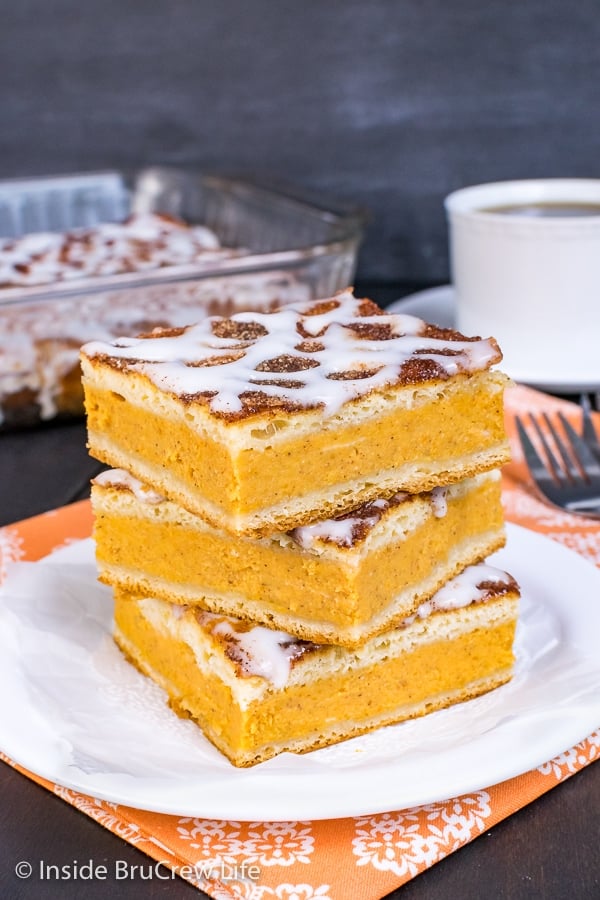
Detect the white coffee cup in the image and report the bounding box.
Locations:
[444,179,600,389]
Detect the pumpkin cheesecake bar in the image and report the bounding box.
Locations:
[93,467,505,647]
[81,290,510,537]
[113,562,520,767]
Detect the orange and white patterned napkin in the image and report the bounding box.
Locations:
[0,383,599,900]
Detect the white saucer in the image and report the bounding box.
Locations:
[387,286,599,394]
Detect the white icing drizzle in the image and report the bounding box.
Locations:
[292,516,370,550]
[195,562,516,687]
[431,486,448,518]
[402,564,515,625]
[93,468,165,504]
[0,213,229,287]
[82,290,501,419]
[200,613,307,689]
[291,494,407,549]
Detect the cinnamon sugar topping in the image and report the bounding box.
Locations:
[82,289,503,420]
[0,213,232,287]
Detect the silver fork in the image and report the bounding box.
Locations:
[516,410,600,518]
[580,393,600,461]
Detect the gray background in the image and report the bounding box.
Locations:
[2,0,599,286]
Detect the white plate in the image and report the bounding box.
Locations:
[387,286,600,393]
[1,525,599,821]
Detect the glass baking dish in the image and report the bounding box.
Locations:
[0,168,365,429]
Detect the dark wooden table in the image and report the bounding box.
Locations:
[1,285,599,899]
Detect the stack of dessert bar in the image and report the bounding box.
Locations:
[81,289,520,767]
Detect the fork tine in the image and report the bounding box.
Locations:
[515,415,556,489]
[525,413,565,482]
[557,413,600,482]
[540,412,580,480]
[580,393,600,460]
